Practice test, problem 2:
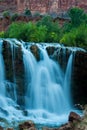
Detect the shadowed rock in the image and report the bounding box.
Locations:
[19,120,36,130]
[30,45,40,61]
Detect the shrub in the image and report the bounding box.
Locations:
[37,15,61,42]
[68,7,87,27]
[5,22,47,42]
[5,22,27,40]
[60,24,87,50]
[3,10,10,17]
[11,13,19,21]
[60,30,76,46]
[24,8,32,16]
[0,31,5,38]
[25,22,47,42]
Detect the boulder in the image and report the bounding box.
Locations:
[19,120,36,130]
[69,112,81,122]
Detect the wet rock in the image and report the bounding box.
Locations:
[72,50,87,104]
[7,128,14,130]
[69,112,81,122]
[46,46,55,56]
[0,126,4,130]
[43,123,73,130]
[2,40,25,106]
[19,120,35,130]
[30,45,40,61]
[57,123,72,130]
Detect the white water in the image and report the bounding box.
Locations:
[22,44,73,126]
[0,39,81,128]
[0,41,5,96]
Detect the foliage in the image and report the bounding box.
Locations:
[3,10,10,17]
[2,7,87,50]
[5,22,47,42]
[24,8,32,16]
[37,15,61,42]
[11,13,19,21]
[68,7,87,27]
[5,22,27,41]
[5,15,61,42]
[60,24,87,49]
[25,22,47,42]
[0,31,5,38]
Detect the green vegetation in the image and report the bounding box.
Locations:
[11,13,19,21]
[24,8,32,16]
[3,10,10,17]
[0,31,4,38]
[4,15,61,43]
[1,7,87,49]
[60,24,87,49]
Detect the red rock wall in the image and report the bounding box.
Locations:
[0,0,87,15]
[17,0,87,13]
[0,0,17,14]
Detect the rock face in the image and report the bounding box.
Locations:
[72,51,87,104]
[0,0,87,15]
[0,0,17,14]
[2,40,25,106]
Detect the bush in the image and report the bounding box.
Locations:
[3,10,10,17]
[5,22,47,42]
[60,24,87,49]
[0,31,5,38]
[5,22,27,40]
[60,30,76,46]
[25,22,47,42]
[11,13,19,21]
[37,15,61,42]
[24,8,32,16]
[5,18,61,42]
[68,7,87,27]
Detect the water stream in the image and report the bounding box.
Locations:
[0,39,82,128]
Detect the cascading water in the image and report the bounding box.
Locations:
[22,44,73,126]
[0,39,83,128]
[0,40,6,105]
[0,42,5,96]
[64,53,73,107]
[8,40,17,102]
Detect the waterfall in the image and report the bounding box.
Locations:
[0,40,6,99]
[22,44,73,126]
[0,39,82,128]
[64,53,73,107]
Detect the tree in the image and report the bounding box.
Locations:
[68,7,87,27]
